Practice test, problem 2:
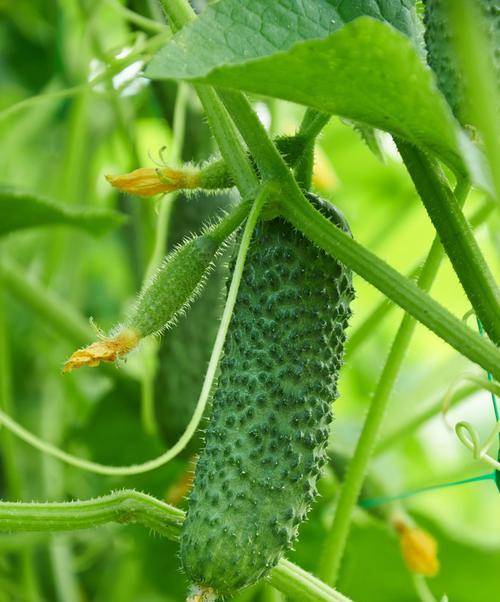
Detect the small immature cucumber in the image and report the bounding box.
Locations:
[63,201,250,373]
[180,193,354,596]
[155,193,231,451]
[124,201,250,339]
[126,235,219,338]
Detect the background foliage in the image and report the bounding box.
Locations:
[0,1,498,601]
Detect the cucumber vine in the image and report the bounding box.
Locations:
[0,1,498,602]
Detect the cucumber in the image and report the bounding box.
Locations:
[423,0,499,123]
[155,192,231,452]
[180,193,354,596]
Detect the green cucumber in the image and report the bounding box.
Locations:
[423,0,499,124]
[155,193,231,451]
[180,193,354,596]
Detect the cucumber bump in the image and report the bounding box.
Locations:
[180,193,354,596]
[423,0,500,124]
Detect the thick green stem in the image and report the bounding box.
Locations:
[219,89,500,379]
[299,110,331,140]
[0,490,350,602]
[0,490,184,539]
[294,140,315,190]
[318,180,470,584]
[347,196,495,356]
[397,141,500,345]
[261,583,285,602]
[268,559,350,602]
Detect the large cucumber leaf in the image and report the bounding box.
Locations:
[147,2,490,190]
[0,186,125,237]
[154,0,421,76]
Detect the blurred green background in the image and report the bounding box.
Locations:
[0,1,499,601]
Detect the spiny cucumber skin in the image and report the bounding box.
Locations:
[126,235,218,338]
[180,194,354,595]
[423,0,499,124]
[155,195,231,450]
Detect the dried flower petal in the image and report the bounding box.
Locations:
[63,328,140,373]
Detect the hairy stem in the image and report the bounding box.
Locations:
[318,180,470,584]
[197,85,259,195]
[219,89,500,379]
[347,195,495,356]
[268,559,350,602]
[0,490,184,539]
[0,490,350,602]
[397,141,500,345]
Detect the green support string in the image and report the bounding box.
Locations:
[360,472,495,508]
[362,316,500,506]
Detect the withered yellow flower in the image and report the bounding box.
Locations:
[395,521,440,576]
[63,328,140,373]
[106,166,199,197]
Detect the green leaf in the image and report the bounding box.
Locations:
[0,186,125,237]
[148,0,421,79]
[147,11,489,188]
